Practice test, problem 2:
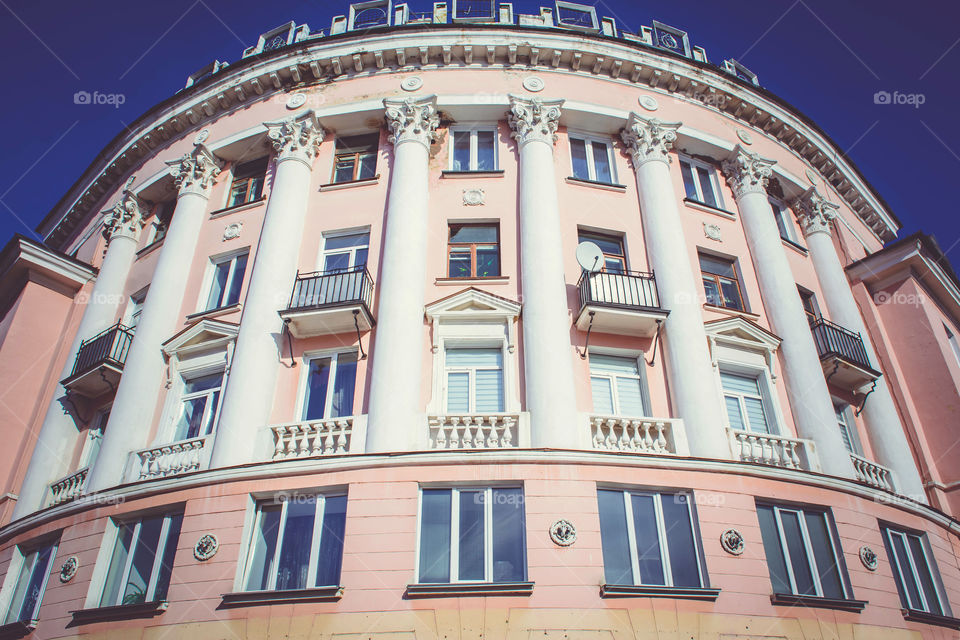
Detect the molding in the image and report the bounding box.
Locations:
[901,608,960,630]
[384,95,440,147]
[209,197,266,218]
[682,198,737,220]
[770,593,867,612]
[564,176,627,192]
[722,144,775,199]
[435,276,510,286]
[0,235,95,291]
[781,237,809,256]
[702,304,761,323]
[0,621,35,640]
[265,111,325,166]
[182,303,242,324]
[405,582,534,598]
[600,585,720,600]
[440,170,506,179]
[318,175,381,191]
[620,113,681,166]
[507,95,563,146]
[219,586,342,608]
[69,600,168,625]
[162,317,240,356]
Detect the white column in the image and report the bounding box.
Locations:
[85,144,222,492]
[365,96,439,452]
[620,114,729,458]
[722,145,856,478]
[794,187,926,499]
[12,192,145,518]
[507,96,579,448]
[210,112,324,467]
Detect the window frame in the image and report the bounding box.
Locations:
[679,156,724,209]
[446,223,501,279]
[944,324,960,369]
[124,288,148,329]
[448,127,499,172]
[770,197,796,242]
[798,287,820,323]
[201,249,249,312]
[318,229,370,272]
[78,405,111,469]
[348,0,391,30]
[451,0,497,22]
[443,346,505,413]
[699,253,746,312]
[577,230,627,272]
[296,349,360,421]
[588,351,651,417]
[554,1,599,31]
[882,524,952,616]
[719,366,779,434]
[834,403,861,455]
[95,511,182,608]
[568,134,618,184]
[0,539,58,625]
[331,134,379,183]
[226,158,267,209]
[172,370,225,441]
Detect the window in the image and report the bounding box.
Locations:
[332,134,379,183]
[452,0,496,21]
[590,354,647,417]
[445,348,504,412]
[447,224,500,278]
[79,408,110,469]
[227,158,267,208]
[569,136,616,183]
[555,1,598,30]
[148,201,174,246]
[173,372,223,441]
[125,289,147,329]
[700,254,744,311]
[835,404,858,454]
[417,487,525,583]
[771,198,796,242]
[757,503,849,599]
[302,352,358,420]
[348,1,390,30]
[721,371,772,433]
[205,252,248,311]
[243,494,347,591]
[798,288,819,323]
[3,541,57,624]
[597,489,705,587]
[882,526,951,616]
[680,157,723,209]
[945,324,960,368]
[99,512,182,607]
[321,232,369,272]
[577,231,626,272]
[450,129,497,172]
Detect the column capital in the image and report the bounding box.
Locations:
[384,95,440,148]
[507,95,564,146]
[620,113,681,167]
[721,144,776,199]
[102,190,147,243]
[166,143,223,197]
[793,186,839,237]
[265,110,325,167]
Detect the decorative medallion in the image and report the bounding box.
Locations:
[720,529,745,555]
[638,95,659,111]
[522,76,545,92]
[703,222,722,242]
[400,76,423,92]
[193,129,210,145]
[736,129,753,145]
[462,188,485,206]
[194,534,220,561]
[285,93,307,110]
[549,519,577,547]
[223,222,243,240]
[805,168,819,184]
[859,545,879,571]
[59,556,79,583]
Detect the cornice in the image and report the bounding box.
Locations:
[38,26,899,250]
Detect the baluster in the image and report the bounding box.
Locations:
[140,451,154,479]
[787,441,801,468]
[654,422,668,452]
[592,418,604,449]
[149,450,163,478]
[335,420,348,454]
[273,427,286,460]
[322,423,335,455]
[617,421,630,450]
[448,417,461,449]
[604,419,617,449]
[487,416,500,448]
[461,416,474,449]
[641,421,654,451]
[630,421,644,451]
[502,417,514,447]
[433,421,446,449]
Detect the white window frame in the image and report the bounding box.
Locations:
[317,229,370,272]
[172,370,225,441]
[94,512,181,607]
[448,126,499,172]
[443,346,504,413]
[554,1,599,31]
[833,403,861,455]
[198,248,249,313]
[348,0,391,30]
[414,486,526,584]
[123,288,148,328]
[884,527,949,614]
[770,197,797,242]
[720,368,776,434]
[296,349,360,420]
[568,133,617,183]
[588,350,650,417]
[0,540,58,624]
[679,156,724,209]
[945,324,960,369]
[79,405,111,469]
[764,504,848,598]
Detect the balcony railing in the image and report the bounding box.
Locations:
[727,428,819,471]
[272,417,357,459]
[49,467,89,506]
[133,436,208,480]
[428,414,526,449]
[578,270,660,311]
[809,318,872,371]
[288,266,374,312]
[68,322,134,379]
[851,453,896,492]
[590,416,683,455]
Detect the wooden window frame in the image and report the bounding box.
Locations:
[446,224,500,279]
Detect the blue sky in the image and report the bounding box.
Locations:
[0,0,956,265]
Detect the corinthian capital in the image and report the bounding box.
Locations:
[620,113,681,167]
[721,144,776,199]
[102,190,147,243]
[793,186,839,237]
[507,95,564,146]
[383,96,440,148]
[167,144,223,197]
[265,111,325,166]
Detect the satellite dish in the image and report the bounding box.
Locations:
[576,241,604,273]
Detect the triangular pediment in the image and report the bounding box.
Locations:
[162,318,239,355]
[425,287,521,320]
[705,316,781,351]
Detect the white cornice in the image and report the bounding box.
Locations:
[0,238,95,292]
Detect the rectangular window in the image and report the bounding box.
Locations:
[452,0,496,21]
[555,1,598,30]
[721,371,771,433]
[227,158,268,208]
[99,512,182,607]
[79,407,110,468]
[125,289,147,329]
[757,503,849,599]
[417,487,525,583]
[700,254,744,311]
[835,404,857,454]
[771,199,795,242]
[447,224,500,278]
[569,136,615,184]
[243,494,347,591]
[882,526,951,616]
[349,1,390,29]
[597,489,705,587]
[945,324,960,368]
[450,129,497,172]
[205,252,248,311]
[798,287,819,323]
[302,352,358,421]
[332,134,379,183]
[590,354,647,417]
[3,541,57,624]
[173,372,223,440]
[577,231,626,273]
[445,348,504,413]
[322,232,369,272]
[680,157,722,209]
[149,201,174,245]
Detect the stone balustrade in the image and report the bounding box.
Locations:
[851,453,896,492]
[428,414,524,449]
[590,416,682,455]
[49,467,89,505]
[727,428,819,471]
[271,418,355,460]
[135,436,208,480]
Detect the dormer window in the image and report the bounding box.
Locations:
[452,0,496,21]
[349,1,391,30]
[652,21,692,58]
[555,1,599,30]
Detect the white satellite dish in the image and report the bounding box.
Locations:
[576,241,604,273]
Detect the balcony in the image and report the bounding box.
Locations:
[589,416,687,455]
[727,428,820,472]
[61,322,134,397]
[851,453,896,492]
[271,416,365,459]
[428,413,529,449]
[279,267,374,338]
[48,467,89,506]
[131,436,210,481]
[809,318,881,393]
[575,270,668,337]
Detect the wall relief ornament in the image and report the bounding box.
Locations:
[384,95,440,147]
[59,556,79,583]
[194,534,220,561]
[285,93,307,109]
[736,129,753,145]
[549,519,577,546]
[265,111,325,166]
[522,76,545,92]
[193,129,210,145]
[102,190,147,243]
[638,95,659,111]
[462,188,485,206]
[722,144,776,199]
[805,168,819,184]
[720,529,745,555]
[792,186,839,238]
[859,545,878,571]
[507,95,564,146]
[400,76,423,91]
[223,222,243,240]
[704,222,722,241]
[167,143,223,196]
[620,113,681,167]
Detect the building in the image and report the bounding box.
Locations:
[0,2,958,638]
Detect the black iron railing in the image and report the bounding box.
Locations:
[578,270,661,311]
[288,266,374,312]
[809,318,872,370]
[71,322,134,378]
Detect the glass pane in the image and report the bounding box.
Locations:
[225,254,247,306]
[206,261,230,310]
[419,490,452,582]
[773,203,790,239]
[702,278,723,307]
[452,131,471,171]
[699,255,737,278]
[450,225,497,243]
[326,233,370,251]
[357,153,377,179]
[604,257,626,273]
[757,506,791,594]
[570,138,589,179]
[724,395,745,430]
[201,390,220,436]
[228,182,247,208]
[719,278,743,310]
[324,252,351,273]
[743,397,770,434]
[492,488,525,582]
[446,372,470,412]
[184,373,222,394]
[176,397,207,441]
[891,533,923,609]
[101,523,134,606]
[245,506,282,591]
[803,512,844,599]
[10,545,53,623]
[908,535,942,615]
[316,496,347,587]
[476,131,496,170]
[448,248,472,278]
[304,358,332,420]
[680,162,699,200]
[248,176,265,202]
[616,377,645,417]
[476,245,500,277]
[123,516,164,605]
[276,500,316,591]
[661,495,700,587]
[331,353,358,418]
[474,370,504,412]
[630,494,665,585]
[590,376,614,415]
[696,167,718,208]
[458,491,485,581]
[355,248,368,268]
[579,233,624,258]
[446,349,502,367]
[592,142,612,183]
[334,158,357,183]
[597,490,632,585]
[780,511,816,595]
[153,514,183,601]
